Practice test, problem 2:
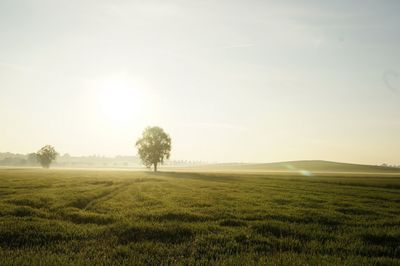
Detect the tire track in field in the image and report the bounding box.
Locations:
[66,183,131,210]
[66,176,166,211]
[83,183,132,210]
[83,176,162,210]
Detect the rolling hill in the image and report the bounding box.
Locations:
[189,160,400,174]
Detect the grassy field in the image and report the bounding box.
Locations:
[0,168,400,265]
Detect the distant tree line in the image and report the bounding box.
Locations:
[0,153,142,167]
[0,154,207,168]
[0,153,39,166]
[0,126,210,171]
[0,146,59,168]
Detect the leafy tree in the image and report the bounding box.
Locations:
[135,126,171,172]
[36,145,58,168]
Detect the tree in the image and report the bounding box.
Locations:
[135,126,171,172]
[36,145,58,168]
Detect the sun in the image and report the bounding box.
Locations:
[97,87,144,123]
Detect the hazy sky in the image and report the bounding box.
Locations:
[1,0,400,164]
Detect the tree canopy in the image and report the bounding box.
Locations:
[36,145,58,168]
[135,127,171,172]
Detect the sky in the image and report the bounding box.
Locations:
[0,0,400,164]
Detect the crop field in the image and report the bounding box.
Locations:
[0,168,400,265]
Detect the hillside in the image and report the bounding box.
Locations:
[192,160,400,174]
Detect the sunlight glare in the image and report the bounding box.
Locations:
[97,87,145,123]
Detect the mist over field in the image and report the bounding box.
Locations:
[1,1,400,265]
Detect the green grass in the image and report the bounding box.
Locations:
[0,168,399,265]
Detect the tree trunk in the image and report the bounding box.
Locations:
[154,163,157,172]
